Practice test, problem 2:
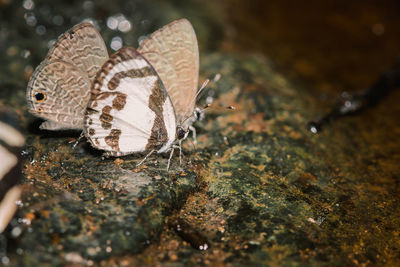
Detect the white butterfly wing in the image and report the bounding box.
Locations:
[138,19,199,126]
[84,47,176,155]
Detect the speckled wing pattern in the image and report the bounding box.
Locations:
[46,22,109,81]
[0,108,24,233]
[26,22,108,130]
[138,19,199,128]
[84,47,176,156]
[27,60,92,130]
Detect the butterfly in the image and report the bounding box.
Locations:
[0,107,25,233]
[27,19,200,168]
[84,19,201,167]
[26,22,109,130]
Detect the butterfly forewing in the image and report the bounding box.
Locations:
[138,19,199,126]
[46,22,109,82]
[27,60,92,130]
[84,47,176,155]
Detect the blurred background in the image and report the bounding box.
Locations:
[2,0,400,100]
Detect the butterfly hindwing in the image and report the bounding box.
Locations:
[84,47,177,155]
[138,19,199,126]
[27,22,109,130]
[27,60,92,130]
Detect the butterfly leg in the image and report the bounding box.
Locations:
[178,141,183,165]
[167,147,175,171]
[71,131,85,149]
[137,149,155,167]
[189,125,197,145]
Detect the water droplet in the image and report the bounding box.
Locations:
[11,226,22,237]
[22,50,31,58]
[24,12,37,27]
[118,20,131,32]
[107,16,119,30]
[110,36,122,51]
[16,248,23,255]
[16,200,23,207]
[1,256,10,265]
[309,125,318,134]
[107,14,131,32]
[199,243,208,250]
[86,247,97,256]
[22,0,34,10]
[35,25,46,35]
[213,73,221,82]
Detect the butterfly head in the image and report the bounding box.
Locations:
[176,126,189,141]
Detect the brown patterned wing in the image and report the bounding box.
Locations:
[84,47,177,155]
[46,22,109,82]
[138,19,199,126]
[26,60,92,130]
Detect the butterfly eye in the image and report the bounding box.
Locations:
[33,90,46,102]
[177,127,186,140]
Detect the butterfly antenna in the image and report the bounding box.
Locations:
[187,79,209,109]
[188,73,223,111]
[196,79,209,99]
[180,73,227,126]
